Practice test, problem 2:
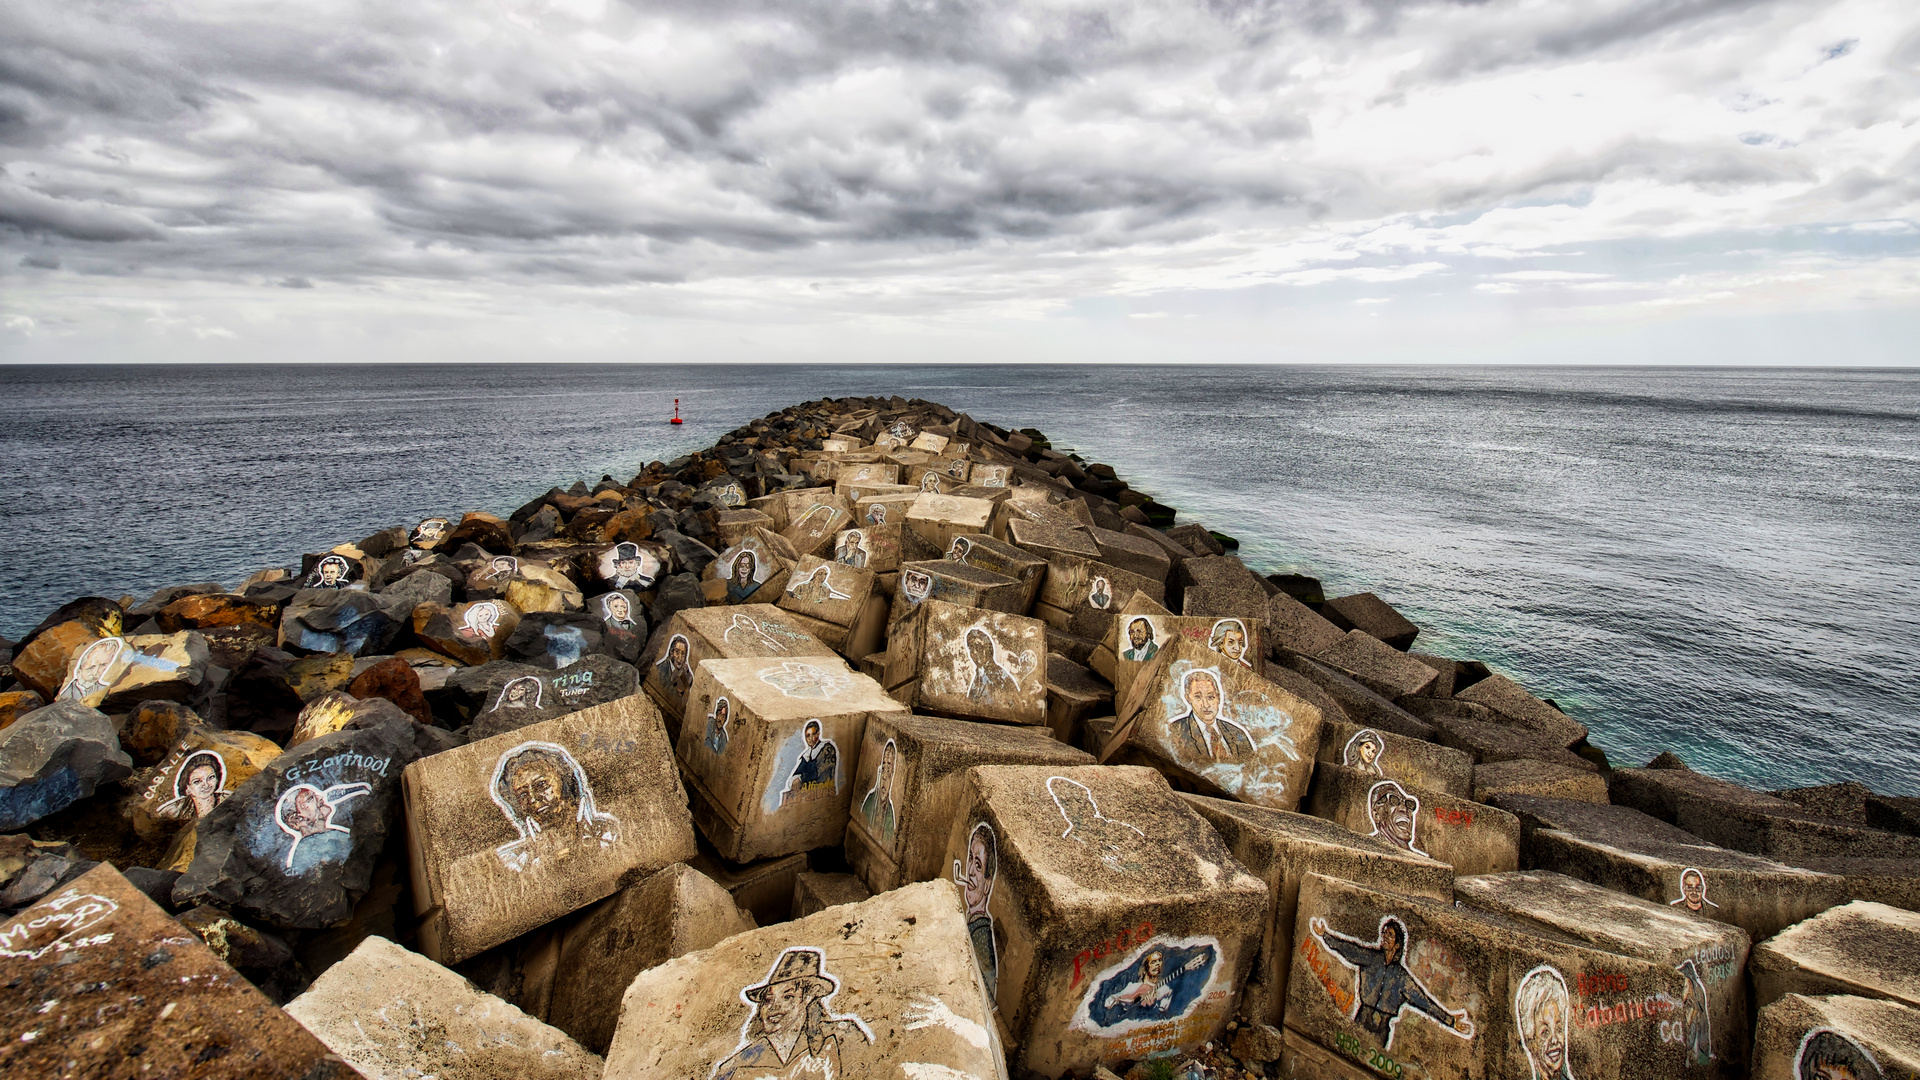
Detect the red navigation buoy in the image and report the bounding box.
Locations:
[670,398,684,425]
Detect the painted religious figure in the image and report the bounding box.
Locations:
[1309,914,1475,1050]
[779,720,839,805]
[858,739,898,846]
[1168,668,1254,761]
[490,741,621,873]
[711,947,874,1080]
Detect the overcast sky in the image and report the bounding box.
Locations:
[2,0,1916,364]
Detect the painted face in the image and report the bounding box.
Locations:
[760,980,810,1036]
[1534,994,1568,1072]
[1682,872,1705,910]
[1221,628,1246,658]
[288,788,331,836]
[1185,673,1221,724]
[1128,620,1151,649]
[509,759,572,829]
[967,630,995,667]
[185,763,222,803]
[963,835,992,911]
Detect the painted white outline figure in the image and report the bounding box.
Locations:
[489,740,620,872]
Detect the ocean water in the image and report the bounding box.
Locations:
[1,363,1915,795]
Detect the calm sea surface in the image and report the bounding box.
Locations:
[1,364,1915,795]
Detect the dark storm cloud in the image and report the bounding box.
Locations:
[0,0,1913,299]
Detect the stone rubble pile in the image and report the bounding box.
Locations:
[1,394,1915,1080]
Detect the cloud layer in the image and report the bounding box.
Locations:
[2,0,1917,361]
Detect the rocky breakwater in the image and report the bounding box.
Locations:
[1,393,1916,1080]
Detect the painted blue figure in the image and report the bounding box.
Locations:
[1308,915,1474,1049]
[1085,942,1217,1030]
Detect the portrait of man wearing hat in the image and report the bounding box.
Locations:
[713,946,872,1079]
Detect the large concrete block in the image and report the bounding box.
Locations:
[1102,635,1325,811]
[1495,794,1851,943]
[403,695,696,964]
[1314,714,1474,799]
[1751,901,1920,1010]
[640,604,837,739]
[0,863,350,1079]
[676,656,905,862]
[547,862,756,1053]
[1454,673,1588,748]
[946,764,1267,1077]
[286,934,601,1079]
[1308,762,1520,876]
[1321,593,1421,651]
[603,879,1006,1080]
[843,711,1092,894]
[882,599,1050,725]
[1288,872,1709,1080]
[1752,993,1920,1080]
[1182,793,1454,1029]
[1457,869,1753,1075]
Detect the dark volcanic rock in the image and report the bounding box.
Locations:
[0,701,132,830]
[173,712,418,929]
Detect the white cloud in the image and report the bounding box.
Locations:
[0,0,1915,362]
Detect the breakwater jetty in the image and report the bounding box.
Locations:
[1,395,1915,1080]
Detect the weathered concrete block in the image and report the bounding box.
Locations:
[843,711,1092,895]
[1308,762,1520,876]
[1316,630,1440,699]
[946,764,1267,1077]
[942,531,1048,611]
[603,879,1006,1080]
[677,656,904,862]
[1102,635,1324,811]
[0,863,351,1079]
[641,604,837,739]
[286,933,601,1079]
[1454,672,1587,747]
[1752,993,1920,1080]
[888,559,1028,627]
[1494,794,1851,943]
[1321,593,1421,651]
[1751,901,1920,1010]
[1182,793,1453,1028]
[1288,871,1707,1080]
[1268,591,1348,657]
[1457,869,1753,1075]
[1314,715,1474,799]
[1475,757,1610,804]
[404,695,698,964]
[882,599,1050,725]
[793,871,872,917]
[547,862,756,1053]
